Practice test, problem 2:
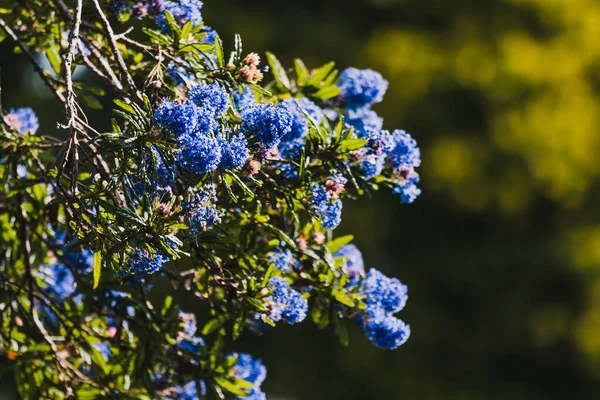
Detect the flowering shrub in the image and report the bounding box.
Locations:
[0,1,421,398]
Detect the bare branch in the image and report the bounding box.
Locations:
[59,0,83,196]
[91,0,143,101]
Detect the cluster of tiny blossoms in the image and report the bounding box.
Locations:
[0,0,422,398]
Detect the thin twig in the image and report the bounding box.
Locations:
[91,0,143,101]
[59,0,83,196]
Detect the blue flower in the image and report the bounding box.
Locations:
[231,353,267,400]
[281,97,324,142]
[393,170,421,204]
[233,85,257,111]
[355,129,394,180]
[124,248,170,279]
[345,107,383,137]
[310,184,343,230]
[39,262,76,300]
[201,27,217,45]
[241,103,293,149]
[389,130,421,170]
[219,133,249,169]
[157,0,203,32]
[337,68,388,108]
[178,132,223,174]
[93,342,111,361]
[176,312,206,356]
[335,244,365,283]
[154,99,216,138]
[182,185,222,233]
[166,61,196,86]
[360,268,408,315]
[149,146,177,188]
[269,249,293,273]
[188,82,229,117]
[359,309,411,350]
[321,199,342,230]
[267,277,308,324]
[6,107,39,134]
[278,137,304,161]
[172,380,207,399]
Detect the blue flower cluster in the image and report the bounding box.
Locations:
[5,107,39,134]
[182,185,221,234]
[357,268,410,349]
[171,380,207,399]
[266,277,308,325]
[219,133,249,169]
[345,107,383,137]
[337,68,388,109]
[241,103,293,149]
[269,248,293,273]
[176,311,206,355]
[310,183,343,230]
[334,244,365,284]
[157,0,204,32]
[389,129,422,204]
[124,248,170,279]
[153,83,250,175]
[39,262,76,301]
[277,97,324,164]
[231,353,267,400]
[93,342,111,361]
[233,85,256,111]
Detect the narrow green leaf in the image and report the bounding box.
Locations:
[331,289,355,307]
[332,310,349,346]
[294,58,309,85]
[227,171,254,199]
[45,45,61,75]
[247,83,272,98]
[180,21,193,43]
[337,139,367,152]
[313,85,341,101]
[263,223,297,249]
[326,234,354,253]
[308,61,335,87]
[114,99,136,115]
[214,377,248,396]
[93,251,102,289]
[265,51,291,90]
[214,35,225,68]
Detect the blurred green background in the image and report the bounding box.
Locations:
[4,0,600,398]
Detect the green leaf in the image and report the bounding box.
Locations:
[331,289,355,307]
[214,377,248,396]
[313,85,341,101]
[45,45,61,75]
[247,83,272,98]
[294,58,309,85]
[114,99,136,115]
[262,223,297,249]
[265,51,291,91]
[93,251,102,289]
[201,316,228,335]
[180,21,193,43]
[214,35,225,68]
[308,61,335,87]
[332,310,349,346]
[326,234,354,253]
[337,139,367,152]
[142,27,173,45]
[226,171,254,199]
